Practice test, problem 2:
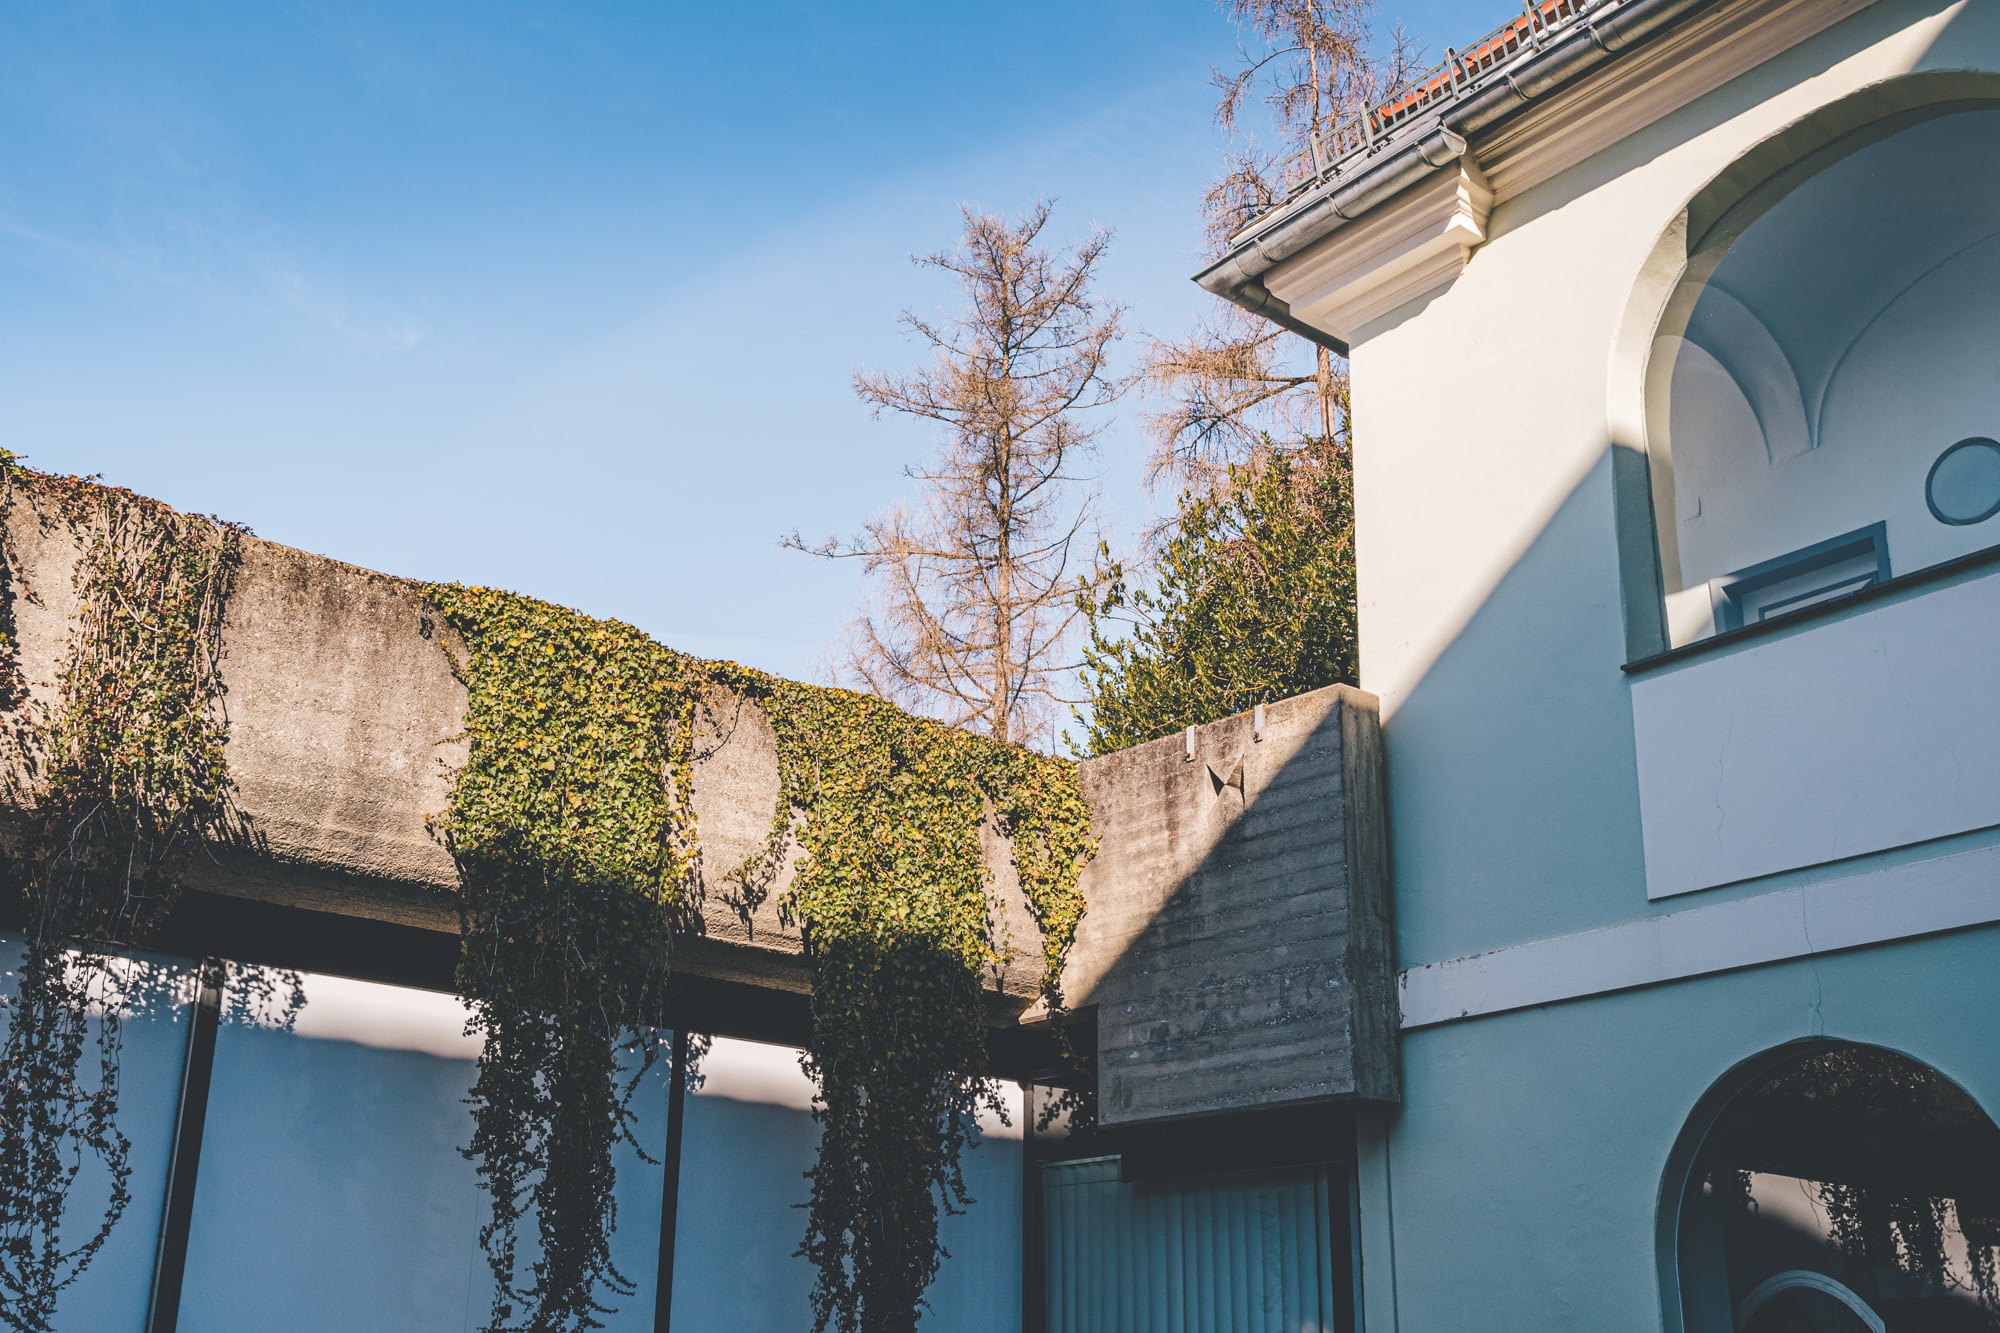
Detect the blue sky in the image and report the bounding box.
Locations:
[1,0,1503,681]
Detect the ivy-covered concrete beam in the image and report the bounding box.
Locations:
[0,468,1400,1119]
[0,474,1052,1002]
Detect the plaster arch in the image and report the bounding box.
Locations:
[1677,286,1809,467]
[1655,1038,2000,1333]
[1605,72,2000,659]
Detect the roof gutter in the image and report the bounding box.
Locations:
[1195,0,1725,353]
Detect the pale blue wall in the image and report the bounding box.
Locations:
[0,947,193,1331]
[1369,927,2000,1330]
[1381,451,1650,967]
[669,1035,1023,1333]
[176,968,670,1333]
[669,1043,820,1329]
[1370,0,2000,963]
[1355,19,2000,1309]
[0,962,1022,1333]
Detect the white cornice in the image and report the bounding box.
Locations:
[1269,160,1494,347]
[1398,838,2000,1030]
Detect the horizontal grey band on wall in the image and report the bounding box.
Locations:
[1397,841,2000,1030]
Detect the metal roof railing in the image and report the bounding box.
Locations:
[1277,0,1618,197]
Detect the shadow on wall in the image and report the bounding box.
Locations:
[0,948,1024,1333]
[173,968,669,1333]
[1663,104,2000,600]
[1378,445,1653,966]
[1379,328,2000,966]
[0,942,197,1332]
[1380,44,2000,969]
[1346,10,2000,1325]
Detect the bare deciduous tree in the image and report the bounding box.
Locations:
[785,202,1123,746]
[1141,307,1334,491]
[1143,0,1413,488]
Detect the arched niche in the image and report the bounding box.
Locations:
[1657,1041,2000,1333]
[1607,73,2000,657]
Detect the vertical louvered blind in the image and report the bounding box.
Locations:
[1042,1156,1343,1333]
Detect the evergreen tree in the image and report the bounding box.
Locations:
[1076,434,1354,756]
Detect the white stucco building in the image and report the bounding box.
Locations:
[1201,0,2000,1327]
[13,3,2000,1331]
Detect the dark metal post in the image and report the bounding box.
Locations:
[1021,1081,1045,1333]
[654,1028,690,1333]
[146,957,225,1333]
[1334,1163,1362,1333]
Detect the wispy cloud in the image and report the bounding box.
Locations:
[254,256,428,352]
[1,201,430,353]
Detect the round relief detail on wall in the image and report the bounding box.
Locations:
[1925,436,2000,526]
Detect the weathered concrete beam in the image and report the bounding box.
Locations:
[0,488,1043,1007]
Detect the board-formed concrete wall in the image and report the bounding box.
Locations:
[1070,686,1398,1124]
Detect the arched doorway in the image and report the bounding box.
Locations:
[1666,1042,2000,1331]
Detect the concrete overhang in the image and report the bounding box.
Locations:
[0,488,1048,1005]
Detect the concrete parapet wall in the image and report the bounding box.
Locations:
[1071,686,1398,1123]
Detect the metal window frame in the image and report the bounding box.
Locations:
[1709,522,1891,633]
[145,957,225,1333]
[655,1028,692,1333]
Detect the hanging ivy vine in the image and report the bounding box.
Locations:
[0,464,1092,1333]
[718,673,1092,1333]
[0,458,243,1332]
[0,456,24,721]
[428,590,1092,1333]
[1810,1159,2000,1319]
[423,585,707,1333]
[1790,1048,2000,1321]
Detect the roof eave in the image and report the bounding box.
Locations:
[1195,0,1728,343]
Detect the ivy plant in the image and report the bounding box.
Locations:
[0,461,1095,1333]
[0,459,243,1332]
[718,675,1091,1333]
[1077,436,1355,756]
[431,590,1093,1333]
[423,584,706,1333]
